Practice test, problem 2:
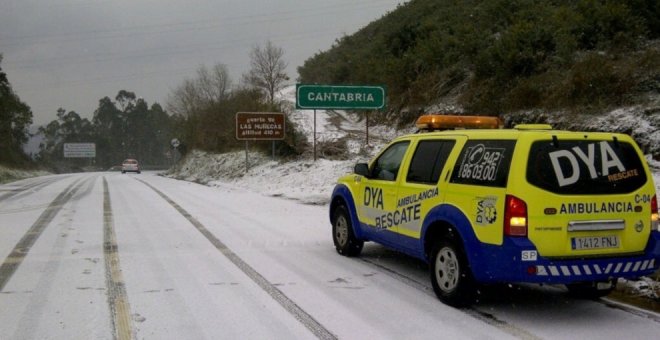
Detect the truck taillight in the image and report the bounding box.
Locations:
[652,194,659,232]
[505,195,527,237]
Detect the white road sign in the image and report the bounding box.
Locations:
[63,143,96,158]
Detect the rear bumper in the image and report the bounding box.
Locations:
[470,231,660,284]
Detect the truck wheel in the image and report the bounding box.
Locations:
[430,237,476,307]
[332,205,363,257]
[566,281,614,300]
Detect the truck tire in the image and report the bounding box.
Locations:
[332,205,363,257]
[430,237,476,307]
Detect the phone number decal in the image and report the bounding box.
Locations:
[457,144,505,182]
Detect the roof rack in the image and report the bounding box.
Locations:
[514,124,552,130]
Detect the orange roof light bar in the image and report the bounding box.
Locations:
[416,114,502,130]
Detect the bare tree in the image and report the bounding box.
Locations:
[242,41,289,105]
[167,79,200,118]
[166,63,232,117]
[196,64,232,105]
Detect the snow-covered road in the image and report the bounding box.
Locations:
[1,172,659,340]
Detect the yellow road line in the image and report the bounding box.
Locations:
[103,177,134,340]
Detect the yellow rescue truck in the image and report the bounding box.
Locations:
[330,115,660,307]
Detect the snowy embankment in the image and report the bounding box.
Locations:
[165,85,410,205]
[0,165,50,184]
[165,141,660,207]
[167,150,355,205]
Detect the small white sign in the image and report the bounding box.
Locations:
[521,250,538,262]
[64,143,96,158]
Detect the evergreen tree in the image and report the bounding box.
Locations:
[0,55,33,165]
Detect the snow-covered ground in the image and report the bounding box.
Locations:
[6,171,660,339]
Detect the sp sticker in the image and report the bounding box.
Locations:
[522,250,538,262]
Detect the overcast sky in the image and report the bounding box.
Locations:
[0,0,404,126]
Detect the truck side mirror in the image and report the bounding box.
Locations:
[354,163,370,178]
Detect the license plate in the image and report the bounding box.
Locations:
[571,235,619,250]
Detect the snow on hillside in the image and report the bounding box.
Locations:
[505,107,660,159]
[0,165,50,184]
[166,85,414,205]
[170,150,354,205]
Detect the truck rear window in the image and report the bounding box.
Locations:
[526,140,647,194]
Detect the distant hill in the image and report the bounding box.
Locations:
[297,0,660,126]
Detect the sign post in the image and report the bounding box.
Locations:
[296,84,386,160]
[235,112,286,173]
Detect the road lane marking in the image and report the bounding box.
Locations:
[138,179,337,340]
[102,177,135,340]
[0,178,82,292]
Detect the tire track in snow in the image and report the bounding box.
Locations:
[0,177,83,292]
[361,256,660,333]
[359,258,542,340]
[0,176,63,202]
[600,298,660,323]
[138,179,338,340]
[8,175,97,340]
[102,177,135,340]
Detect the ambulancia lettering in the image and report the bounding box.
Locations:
[397,188,438,208]
[559,201,633,214]
[549,141,625,187]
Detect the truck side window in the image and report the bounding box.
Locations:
[372,141,410,181]
[450,140,516,187]
[407,140,456,184]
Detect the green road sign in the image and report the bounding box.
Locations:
[296,84,385,110]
